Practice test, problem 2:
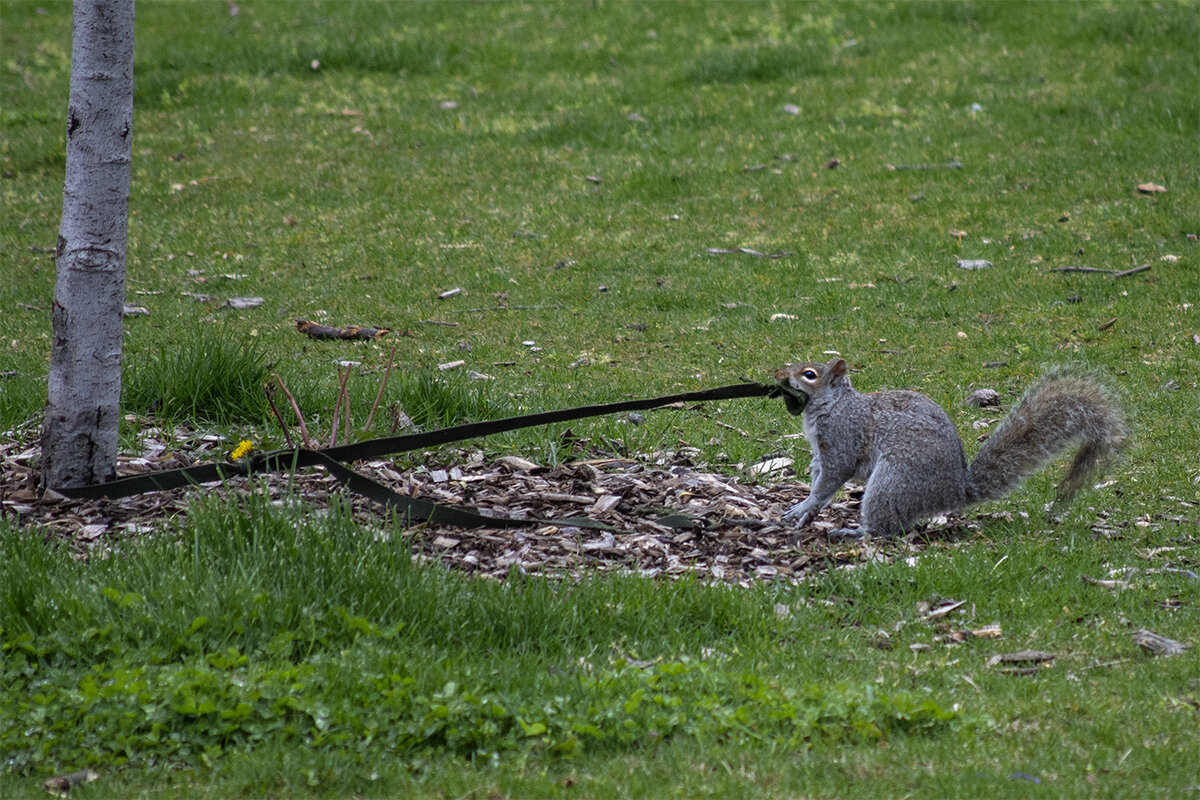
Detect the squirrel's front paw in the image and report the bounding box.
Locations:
[782,501,817,528]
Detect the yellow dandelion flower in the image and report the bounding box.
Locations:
[230,440,254,462]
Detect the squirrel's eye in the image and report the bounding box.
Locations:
[802,370,817,380]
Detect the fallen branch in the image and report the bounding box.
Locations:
[885,160,963,171]
[295,318,390,340]
[706,247,795,259]
[1048,264,1150,278]
[1049,266,1111,274]
[463,304,564,313]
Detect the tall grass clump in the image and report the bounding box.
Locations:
[122,330,270,425]
[391,370,514,429]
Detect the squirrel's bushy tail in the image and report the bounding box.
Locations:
[966,369,1127,505]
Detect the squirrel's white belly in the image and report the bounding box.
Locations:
[802,412,820,454]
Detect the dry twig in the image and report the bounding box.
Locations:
[270,374,312,448]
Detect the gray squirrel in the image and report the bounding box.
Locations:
[774,358,1127,537]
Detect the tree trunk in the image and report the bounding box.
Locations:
[42,0,135,489]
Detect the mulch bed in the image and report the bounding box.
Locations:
[2,422,974,583]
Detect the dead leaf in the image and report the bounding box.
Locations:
[1133,629,1189,656]
[1136,182,1167,194]
[988,649,1055,667]
[223,297,264,310]
[963,388,1001,407]
[924,598,967,619]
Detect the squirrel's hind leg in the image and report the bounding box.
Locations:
[861,457,967,537]
[859,462,924,538]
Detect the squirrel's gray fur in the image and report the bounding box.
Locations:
[774,358,1127,537]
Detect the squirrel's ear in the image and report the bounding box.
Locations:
[829,358,847,376]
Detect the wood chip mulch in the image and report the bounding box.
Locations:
[2,424,972,584]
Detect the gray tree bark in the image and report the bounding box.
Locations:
[42,0,135,489]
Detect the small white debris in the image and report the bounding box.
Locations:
[223,296,264,309]
[589,495,622,514]
[749,457,793,476]
[498,455,541,472]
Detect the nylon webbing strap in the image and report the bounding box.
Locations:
[53,381,779,530]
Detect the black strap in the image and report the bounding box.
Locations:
[321,381,777,462]
[53,381,780,530]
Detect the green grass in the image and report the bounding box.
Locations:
[1,497,965,795]
[2,493,1196,798]
[1,0,1198,797]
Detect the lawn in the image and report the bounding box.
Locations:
[1,1,1198,797]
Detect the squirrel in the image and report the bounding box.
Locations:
[773,358,1127,537]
